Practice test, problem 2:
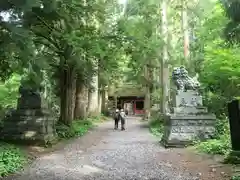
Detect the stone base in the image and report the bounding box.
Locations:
[161,113,216,148]
[0,108,56,145]
[173,106,207,114]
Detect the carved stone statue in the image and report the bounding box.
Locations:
[161,66,216,148]
[172,66,200,91]
[17,84,42,109]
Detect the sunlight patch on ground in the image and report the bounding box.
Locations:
[40,154,63,161]
[75,165,102,175]
[36,164,102,176]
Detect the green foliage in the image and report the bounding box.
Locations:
[56,115,106,139]
[198,1,240,115]
[192,1,240,158]
[195,135,230,155]
[117,0,162,84]
[0,74,21,124]
[214,117,230,137]
[149,116,163,137]
[195,117,231,155]
[88,114,108,122]
[56,119,94,139]
[232,176,240,180]
[0,74,21,109]
[0,142,27,177]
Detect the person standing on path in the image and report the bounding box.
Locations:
[113,109,120,130]
[119,109,126,130]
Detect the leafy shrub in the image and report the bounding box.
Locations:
[56,120,94,139]
[214,116,230,138]
[0,74,21,127]
[88,114,108,122]
[195,134,230,155]
[0,142,27,177]
[232,175,240,180]
[149,117,163,137]
[194,115,231,155]
[0,74,21,109]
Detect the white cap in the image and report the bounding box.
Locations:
[116,109,119,112]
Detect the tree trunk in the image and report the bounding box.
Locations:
[101,86,108,114]
[144,65,151,120]
[72,75,76,120]
[87,89,91,115]
[74,80,88,119]
[98,89,102,114]
[181,0,190,65]
[160,0,170,115]
[59,64,76,125]
[87,67,99,116]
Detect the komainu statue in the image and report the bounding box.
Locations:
[172,66,200,91]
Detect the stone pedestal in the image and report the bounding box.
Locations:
[161,90,216,148]
[161,114,216,147]
[0,87,56,145]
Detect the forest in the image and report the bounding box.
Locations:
[0,0,240,179]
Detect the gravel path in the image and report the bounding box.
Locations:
[4,116,231,180]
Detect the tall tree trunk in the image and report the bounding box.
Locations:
[59,63,76,125]
[72,76,76,120]
[144,65,151,120]
[181,0,189,65]
[74,79,88,119]
[87,89,91,115]
[87,66,99,116]
[101,86,108,114]
[98,89,102,114]
[160,0,170,115]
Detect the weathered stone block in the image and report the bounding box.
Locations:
[173,106,207,114]
[0,86,56,145]
[161,114,216,147]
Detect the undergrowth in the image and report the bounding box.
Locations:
[195,117,231,155]
[0,142,27,177]
[232,175,240,180]
[195,134,230,155]
[194,115,240,179]
[149,117,163,137]
[56,116,104,139]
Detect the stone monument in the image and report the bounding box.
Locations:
[0,84,56,145]
[161,66,216,147]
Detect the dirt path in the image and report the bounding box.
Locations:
[3,116,232,180]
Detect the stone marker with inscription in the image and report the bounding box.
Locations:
[0,84,56,145]
[161,66,216,147]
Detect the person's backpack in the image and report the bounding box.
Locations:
[114,112,119,120]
